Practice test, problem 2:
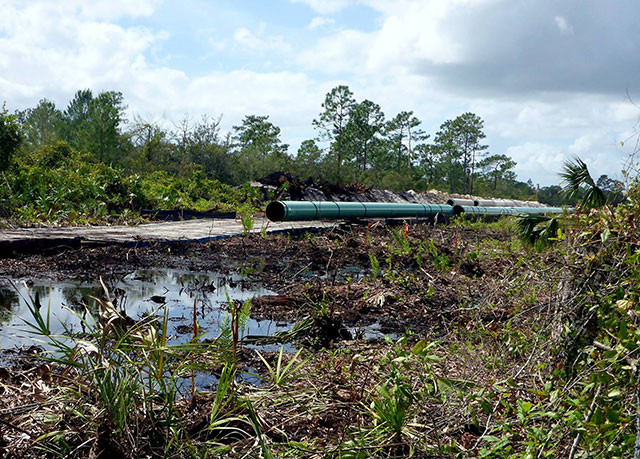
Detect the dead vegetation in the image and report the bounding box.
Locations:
[0,216,615,457]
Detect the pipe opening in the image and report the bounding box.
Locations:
[266,201,286,222]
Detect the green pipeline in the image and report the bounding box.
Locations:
[266,201,454,222]
[266,201,568,222]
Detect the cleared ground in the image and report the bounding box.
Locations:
[0,217,334,255]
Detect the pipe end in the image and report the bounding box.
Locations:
[266,201,286,222]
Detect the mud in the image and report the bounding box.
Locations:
[1,220,528,338]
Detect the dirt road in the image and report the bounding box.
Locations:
[0,217,335,255]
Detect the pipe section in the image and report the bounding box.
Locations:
[450,198,550,208]
[456,206,567,216]
[266,201,455,222]
[447,198,479,207]
[266,201,569,222]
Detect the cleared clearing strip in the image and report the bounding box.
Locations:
[0,218,335,254]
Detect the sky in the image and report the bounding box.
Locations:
[1,0,639,186]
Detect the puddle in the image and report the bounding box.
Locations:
[349,322,400,341]
[0,269,292,352]
[0,269,397,392]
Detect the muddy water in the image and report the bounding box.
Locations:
[0,268,291,351]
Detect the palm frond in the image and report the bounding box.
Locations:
[559,157,607,209]
[515,215,559,251]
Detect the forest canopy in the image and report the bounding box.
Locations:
[0,87,616,224]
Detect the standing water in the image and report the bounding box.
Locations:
[0,268,291,351]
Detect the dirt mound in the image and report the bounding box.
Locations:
[256,172,369,201]
[255,171,545,207]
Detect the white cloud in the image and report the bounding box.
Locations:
[506,142,566,185]
[0,75,41,99]
[233,27,291,53]
[0,1,162,105]
[184,71,316,117]
[554,15,573,34]
[307,16,335,29]
[328,0,640,95]
[567,134,594,155]
[297,1,466,77]
[367,1,465,70]
[1,0,638,186]
[0,0,156,26]
[77,0,157,20]
[290,0,354,15]
[298,29,372,74]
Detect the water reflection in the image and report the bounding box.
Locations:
[0,269,291,351]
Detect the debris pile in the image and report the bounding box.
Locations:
[254,171,545,207]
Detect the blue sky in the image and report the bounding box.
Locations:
[2,0,639,186]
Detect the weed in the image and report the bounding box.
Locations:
[16,277,257,457]
[367,370,415,439]
[208,364,249,441]
[255,347,308,387]
[219,297,251,364]
[369,253,380,280]
[246,400,274,459]
[423,240,450,272]
[240,214,255,236]
[390,227,411,256]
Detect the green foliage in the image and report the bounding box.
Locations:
[369,253,380,280]
[61,89,127,163]
[560,157,607,209]
[367,367,415,439]
[477,154,517,192]
[289,139,323,181]
[219,297,252,364]
[432,112,488,194]
[383,110,426,176]
[18,98,62,151]
[515,214,561,251]
[313,85,356,183]
[0,103,22,171]
[0,134,260,224]
[231,114,290,183]
[140,170,256,213]
[389,227,411,255]
[2,142,145,221]
[240,214,255,236]
[255,347,308,387]
[245,400,274,459]
[1,88,567,225]
[423,240,450,272]
[467,176,640,457]
[345,99,386,179]
[208,364,249,442]
[18,278,255,456]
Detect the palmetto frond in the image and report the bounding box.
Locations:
[515,214,559,251]
[560,157,607,209]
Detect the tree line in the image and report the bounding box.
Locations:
[1,86,621,219]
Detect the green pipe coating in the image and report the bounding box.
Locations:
[266,201,455,222]
[266,201,569,222]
